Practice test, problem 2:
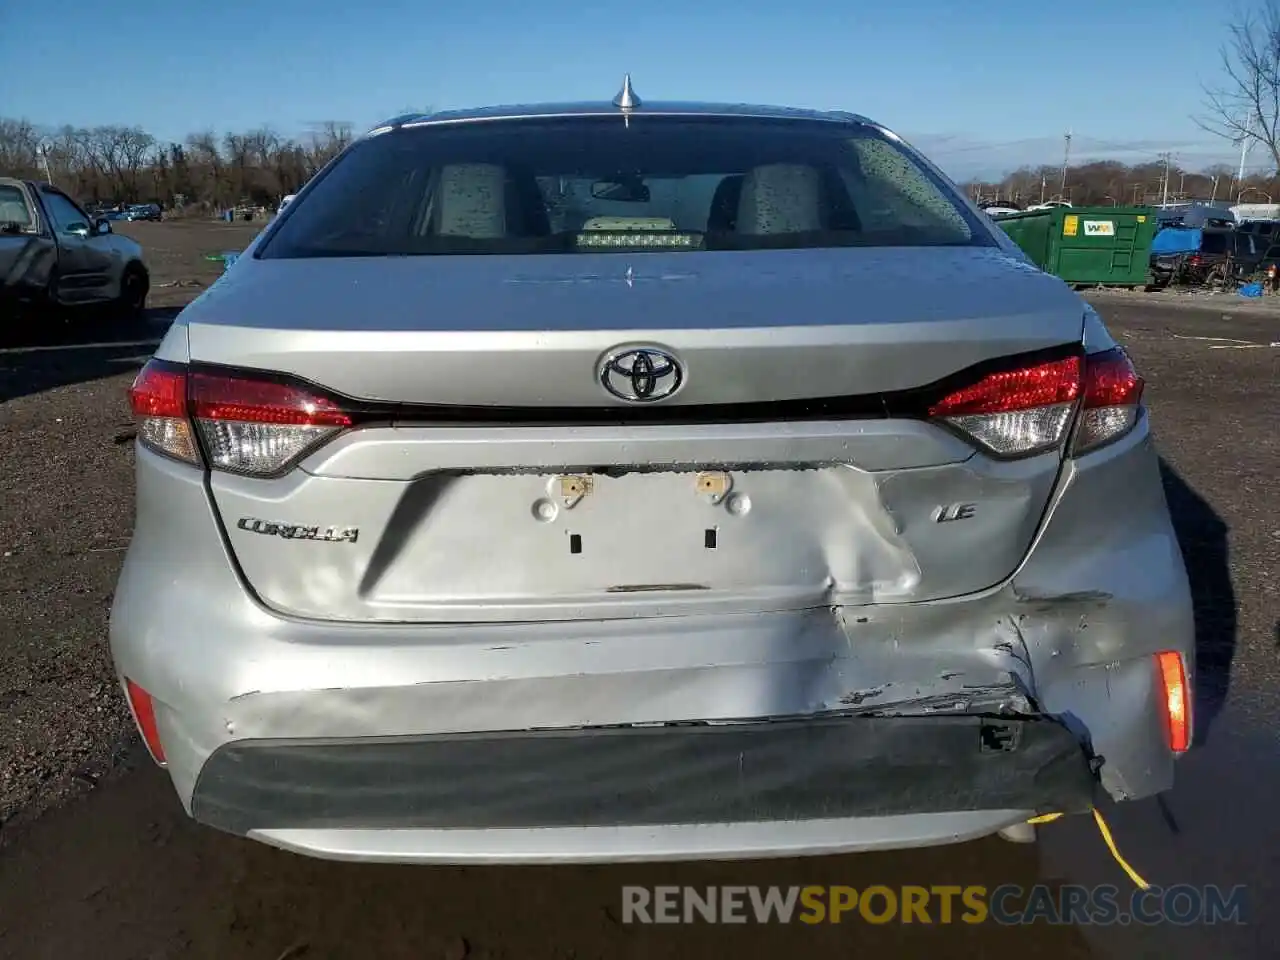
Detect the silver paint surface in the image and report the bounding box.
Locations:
[109,105,1193,862]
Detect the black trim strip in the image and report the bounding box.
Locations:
[191,714,1097,834]
[182,342,1084,428]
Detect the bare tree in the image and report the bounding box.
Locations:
[185,131,225,208]
[68,125,156,200]
[0,119,41,179]
[1197,1,1280,174]
[223,131,252,201]
[304,121,353,174]
[958,158,1269,209]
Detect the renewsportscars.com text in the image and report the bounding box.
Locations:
[621,884,1248,926]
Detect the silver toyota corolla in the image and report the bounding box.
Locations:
[111,82,1195,864]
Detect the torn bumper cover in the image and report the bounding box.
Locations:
[192,714,1096,836]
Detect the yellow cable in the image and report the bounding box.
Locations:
[1091,807,1150,891]
[1021,808,1150,891]
[1026,813,1063,824]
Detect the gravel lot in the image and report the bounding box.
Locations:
[0,225,1276,958]
[0,221,262,832]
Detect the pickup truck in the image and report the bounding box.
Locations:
[1,177,149,321]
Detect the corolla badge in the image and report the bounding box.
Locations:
[599,347,683,402]
[237,517,359,543]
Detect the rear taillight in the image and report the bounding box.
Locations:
[128,361,200,465]
[928,355,1081,457]
[128,360,354,476]
[928,348,1144,459]
[190,370,352,476]
[1188,254,1203,266]
[1070,347,1144,455]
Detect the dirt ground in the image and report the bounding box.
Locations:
[1,223,1277,958]
[122,219,264,307]
[0,220,260,837]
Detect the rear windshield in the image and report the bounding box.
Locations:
[1200,233,1229,254]
[259,116,992,258]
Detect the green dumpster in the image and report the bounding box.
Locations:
[995,206,1157,287]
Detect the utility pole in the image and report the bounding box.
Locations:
[1211,174,1220,203]
[1159,152,1171,206]
[38,141,55,186]
[1060,130,1072,196]
[1238,130,1250,186]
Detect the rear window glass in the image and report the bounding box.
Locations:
[1200,233,1228,254]
[0,185,33,229]
[260,116,992,258]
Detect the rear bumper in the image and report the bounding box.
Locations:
[195,716,1095,833]
[110,416,1194,862]
[194,716,1095,863]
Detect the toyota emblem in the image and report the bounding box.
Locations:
[599,347,683,403]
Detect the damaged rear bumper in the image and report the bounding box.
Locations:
[194,714,1095,862]
[110,418,1193,862]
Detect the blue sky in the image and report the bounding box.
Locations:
[0,0,1258,179]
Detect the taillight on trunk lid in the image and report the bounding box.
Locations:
[928,355,1081,457]
[128,360,354,476]
[928,348,1143,458]
[190,369,352,476]
[1069,348,1144,455]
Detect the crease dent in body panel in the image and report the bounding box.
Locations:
[826,465,924,600]
[832,587,1042,711]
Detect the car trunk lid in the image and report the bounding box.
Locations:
[186,245,1084,623]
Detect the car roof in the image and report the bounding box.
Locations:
[369,100,877,134]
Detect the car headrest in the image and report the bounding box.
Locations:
[706,175,744,233]
[437,164,507,238]
[736,164,823,235]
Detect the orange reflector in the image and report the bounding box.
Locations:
[1155,651,1190,753]
[125,678,167,765]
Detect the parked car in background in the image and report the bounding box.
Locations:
[114,90,1193,865]
[1243,236,1280,288]
[1148,227,1256,288]
[0,177,149,321]
[1235,218,1280,241]
[1153,206,1235,231]
[124,203,163,222]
